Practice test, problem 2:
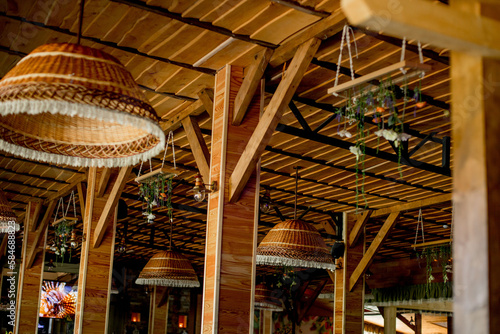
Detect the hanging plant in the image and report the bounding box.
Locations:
[136,131,177,224]
[50,192,78,264]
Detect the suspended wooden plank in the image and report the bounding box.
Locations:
[52,216,78,227]
[327,60,431,96]
[412,239,452,248]
[134,166,180,184]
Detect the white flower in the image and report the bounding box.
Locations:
[147,213,155,220]
[398,133,411,141]
[374,129,384,137]
[382,129,398,141]
[349,146,363,160]
[151,199,157,206]
[337,129,352,138]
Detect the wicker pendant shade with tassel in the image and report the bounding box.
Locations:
[255,282,283,312]
[135,216,200,288]
[256,168,335,271]
[0,42,165,167]
[0,189,19,233]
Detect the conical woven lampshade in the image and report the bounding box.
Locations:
[255,282,283,311]
[0,189,19,233]
[0,43,165,167]
[135,249,200,288]
[256,219,335,271]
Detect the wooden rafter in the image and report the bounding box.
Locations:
[229,38,321,203]
[161,98,208,133]
[397,313,416,332]
[349,210,372,247]
[270,12,346,67]
[197,89,214,118]
[233,48,273,126]
[77,182,86,223]
[341,0,500,58]
[93,167,133,248]
[25,200,57,269]
[349,211,400,291]
[96,168,111,198]
[270,0,330,17]
[182,116,210,184]
[28,201,43,232]
[43,174,87,205]
[370,193,452,218]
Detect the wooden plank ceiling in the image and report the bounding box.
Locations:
[0,0,452,276]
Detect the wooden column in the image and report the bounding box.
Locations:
[447,315,453,334]
[15,201,46,334]
[74,167,131,334]
[451,2,500,334]
[148,286,169,334]
[383,307,396,334]
[201,65,260,333]
[262,310,273,334]
[415,313,422,334]
[334,213,364,334]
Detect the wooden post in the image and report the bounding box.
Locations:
[201,65,260,333]
[451,2,500,334]
[415,313,422,334]
[383,307,396,334]
[74,168,130,333]
[447,315,453,334]
[15,201,47,334]
[262,310,273,334]
[334,212,364,334]
[148,286,169,334]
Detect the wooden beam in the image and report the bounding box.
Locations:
[341,0,500,58]
[349,210,372,247]
[397,314,416,332]
[270,0,330,17]
[229,38,320,203]
[77,182,86,222]
[25,200,57,269]
[149,286,169,334]
[371,194,451,218]
[93,166,132,248]
[197,88,214,118]
[233,48,273,126]
[182,116,211,184]
[349,211,400,291]
[160,99,205,132]
[27,201,43,232]
[320,219,337,235]
[270,12,346,67]
[96,168,111,198]
[384,307,397,334]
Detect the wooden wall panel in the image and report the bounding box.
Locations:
[15,202,47,334]
[202,65,260,333]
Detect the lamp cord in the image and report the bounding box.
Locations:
[77,0,85,45]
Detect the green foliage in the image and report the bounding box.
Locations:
[138,174,174,223]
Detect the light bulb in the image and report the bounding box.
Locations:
[70,240,78,249]
[193,190,205,202]
[117,243,126,253]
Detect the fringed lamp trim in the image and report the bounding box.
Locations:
[135,278,200,288]
[254,302,283,312]
[256,255,335,271]
[0,99,165,167]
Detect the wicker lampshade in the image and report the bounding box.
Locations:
[135,249,200,288]
[255,282,283,311]
[256,219,335,271]
[0,189,19,233]
[0,43,165,167]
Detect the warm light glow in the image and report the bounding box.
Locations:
[131,312,141,322]
[178,315,187,328]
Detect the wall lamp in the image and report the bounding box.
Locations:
[189,174,217,202]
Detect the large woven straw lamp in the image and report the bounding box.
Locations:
[0,189,19,233]
[0,42,165,167]
[256,168,335,271]
[136,218,200,288]
[255,282,283,311]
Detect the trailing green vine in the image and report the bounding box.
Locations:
[138,174,174,224]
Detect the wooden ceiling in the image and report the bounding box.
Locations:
[0,0,452,276]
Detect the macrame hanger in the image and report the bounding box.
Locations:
[64,190,77,218]
[417,40,425,78]
[161,131,176,170]
[331,24,358,97]
[413,208,425,247]
[400,37,407,75]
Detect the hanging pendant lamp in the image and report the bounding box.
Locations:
[0,1,164,167]
[0,189,19,233]
[255,282,283,311]
[256,168,335,271]
[135,218,200,288]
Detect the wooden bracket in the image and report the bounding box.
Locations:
[93,166,132,248]
[197,88,214,118]
[229,38,321,203]
[182,116,211,184]
[96,168,112,198]
[349,210,372,247]
[26,200,57,269]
